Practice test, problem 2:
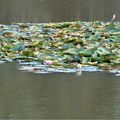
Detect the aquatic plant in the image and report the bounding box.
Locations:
[0,21,120,72]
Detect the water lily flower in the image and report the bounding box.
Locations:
[44,60,53,65]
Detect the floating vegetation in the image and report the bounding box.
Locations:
[19,61,102,74]
[0,21,120,74]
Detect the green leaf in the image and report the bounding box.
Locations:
[96,47,110,56]
[111,36,120,43]
[106,22,116,31]
[79,49,93,57]
[81,57,90,64]
[10,42,25,51]
[63,48,78,55]
[89,34,101,41]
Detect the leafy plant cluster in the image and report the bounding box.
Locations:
[0,21,120,70]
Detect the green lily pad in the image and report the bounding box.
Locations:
[81,57,90,64]
[0,21,120,72]
[10,42,25,51]
[96,47,111,56]
[106,22,116,31]
[111,36,120,42]
[79,49,93,57]
[63,48,79,55]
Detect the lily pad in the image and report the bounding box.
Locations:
[79,49,93,57]
[0,21,119,73]
[10,42,25,51]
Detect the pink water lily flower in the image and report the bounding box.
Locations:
[44,60,53,65]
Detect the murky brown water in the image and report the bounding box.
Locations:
[0,63,120,119]
[0,0,120,24]
[0,0,120,119]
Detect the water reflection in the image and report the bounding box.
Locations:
[0,63,120,119]
[0,0,120,24]
[76,70,82,77]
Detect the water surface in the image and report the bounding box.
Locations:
[0,63,120,119]
[0,0,120,24]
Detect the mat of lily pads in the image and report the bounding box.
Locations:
[0,21,120,74]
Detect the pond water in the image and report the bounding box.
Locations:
[0,0,120,24]
[0,0,120,119]
[0,63,120,119]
